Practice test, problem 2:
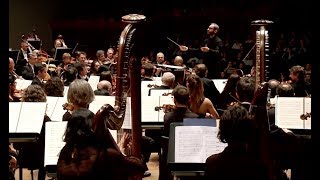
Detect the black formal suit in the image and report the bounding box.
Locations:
[31,77,44,89]
[200,77,220,106]
[16,49,31,75]
[205,146,269,180]
[159,107,199,180]
[21,64,35,80]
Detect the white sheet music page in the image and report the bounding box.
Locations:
[16,102,47,133]
[150,89,172,96]
[9,102,22,133]
[63,86,69,97]
[89,96,115,114]
[212,79,227,93]
[44,121,67,166]
[15,79,24,90]
[158,96,175,123]
[303,97,311,129]
[141,96,160,122]
[50,97,68,121]
[46,96,59,118]
[175,126,226,163]
[88,75,100,91]
[122,97,132,129]
[20,80,32,90]
[275,97,304,129]
[141,81,153,96]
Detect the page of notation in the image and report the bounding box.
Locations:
[63,86,69,97]
[88,96,115,114]
[44,121,67,166]
[212,79,227,93]
[158,96,175,123]
[275,97,304,129]
[88,75,100,91]
[50,97,67,121]
[141,96,160,122]
[141,81,153,96]
[20,80,32,90]
[46,96,60,118]
[175,126,227,163]
[149,89,172,96]
[9,102,22,133]
[16,102,47,133]
[15,79,24,90]
[304,97,311,129]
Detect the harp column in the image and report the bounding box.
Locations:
[251,19,273,90]
[121,14,146,158]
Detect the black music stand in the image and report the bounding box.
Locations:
[54,47,72,64]
[27,40,42,50]
[9,49,19,62]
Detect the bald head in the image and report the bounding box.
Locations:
[161,72,175,88]
[97,80,112,90]
[173,56,184,67]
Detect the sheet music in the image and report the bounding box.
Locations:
[275,97,305,129]
[88,96,115,114]
[123,97,132,129]
[16,102,47,133]
[175,126,226,163]
[44,121,67,166]
[63,86,69,97]
[212,79,227,93]
[46,96,60,118]
[304,97,311,129]
[141,81,153,96]
[88,75,100,91]
[50,97,68,121]
[15,79,32,90]
[9,102,22,133]
[141,96,160,122]
[158,96,175,123]
[109,129,118,143]
[149,89,172,96]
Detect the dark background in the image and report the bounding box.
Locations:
[9,0,312,59]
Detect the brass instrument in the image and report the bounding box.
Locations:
[251,19,273,91]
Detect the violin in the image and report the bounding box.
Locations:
[162,92,172,96]
[300,112,311,120]
[154,104,176,113]
[147,84,159,88]
[62,103,75,111]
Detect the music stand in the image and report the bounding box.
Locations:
[54,47,72,63]
[9,50,19,62]
[27,40,42,50]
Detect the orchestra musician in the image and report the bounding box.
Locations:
[160,85,199,180]
[54,34,68,48]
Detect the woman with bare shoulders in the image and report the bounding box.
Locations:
[186,74,220,119]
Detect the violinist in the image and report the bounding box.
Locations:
[9,58,23,80]
[30,63,47,89]
[154,52,170,77]
[160,85,199,180]
[54,34,68,48]
[289,65,308,97]
[148,72,175,96]
[9,75,22,102]
[55,52,73,77]
[141,63,155,81]
[16,41,32,75]
[62,79,95,121]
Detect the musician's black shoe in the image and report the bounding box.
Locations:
[143,171,151,177]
